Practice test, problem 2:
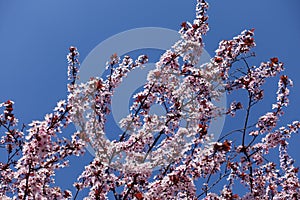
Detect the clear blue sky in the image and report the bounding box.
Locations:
[1,0,300,198]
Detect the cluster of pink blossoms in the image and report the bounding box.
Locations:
[1,0,299,199]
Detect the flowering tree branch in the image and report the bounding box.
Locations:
[0,0,299,199]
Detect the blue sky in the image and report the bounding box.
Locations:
[1,0,300,198]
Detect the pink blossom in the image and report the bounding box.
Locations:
[1,0,299,199]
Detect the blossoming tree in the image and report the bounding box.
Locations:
[1,0,299,199]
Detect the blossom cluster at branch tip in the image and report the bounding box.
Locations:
[67,46,80,88]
